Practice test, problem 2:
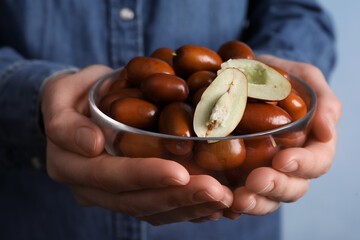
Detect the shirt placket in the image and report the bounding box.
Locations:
[108,0,144,69]
[108,1,144,239]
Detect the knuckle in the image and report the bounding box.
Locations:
[89,157,113,191]
[86,64,113,74]
[44,112,63,137]
[73,194,93,207]
[46,163,63,183]
[317,164,332,178]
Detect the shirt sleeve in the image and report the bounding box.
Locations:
[0,47,78,172]
[243,0,336,78]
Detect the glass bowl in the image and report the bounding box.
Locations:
[89,68,317,188]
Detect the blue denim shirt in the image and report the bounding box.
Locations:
[0,0,335,239]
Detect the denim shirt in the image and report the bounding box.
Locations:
[0,0,335,239]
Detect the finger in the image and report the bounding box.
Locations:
[223,209,242,220]
[245,167,310,203]
[310,91,341,142]
[45,108,105,157]
[140,185,233,225]
[190,213,223,223]
[46,140,190,192]
[273,133,337,178]
[69,176,230,221]
[231,187,280,216]
[42,65,113,156]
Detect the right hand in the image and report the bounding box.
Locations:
[41,65,234,225]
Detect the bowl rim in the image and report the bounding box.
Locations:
[89,68,317,141]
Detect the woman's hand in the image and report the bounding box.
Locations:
[227,55,342,217]
[41,65,233,225]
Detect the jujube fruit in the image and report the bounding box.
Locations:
[109,97,158,130]
[99,88,143,114]
[119,132,165,158]
[278,90,308,121]
[150,47,174,66]
[140,73,189,105]
[172,45,222,78]
[158,102,195,155]
[217,40,255,61]
[239,137,278,174]
[193,138,246,170]
[234,102,292,134]
[186,70,216,94]
[126,56,175,87]
[108,78,130,92]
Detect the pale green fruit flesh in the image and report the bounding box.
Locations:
[219,59,291,101]
[193,68,248,138]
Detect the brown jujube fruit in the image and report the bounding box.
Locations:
[126,56,175,87]
[193,138,246,171]
[270,65,291,80]
[186,70,216,94]
[217,40,255,61]
[108,78,130,92]
[150,47,174,66]
[119,68,127,79]
[98,88,143,114]
[278,91,307,121]
[274,130,307,149]
[158,102,194,155]
[109,97,158,130]
[140,73,189,105]
[239,137,278,174]
[119,132,165,158]
[172,45,222,78]
[192,87,207,106]
[234,103,292,134]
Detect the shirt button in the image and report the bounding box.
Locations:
[119,7,135,21]
[31,157,42,170]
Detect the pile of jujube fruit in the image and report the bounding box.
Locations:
[97,40,308,177]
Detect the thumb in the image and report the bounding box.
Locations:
[42,65,113,156]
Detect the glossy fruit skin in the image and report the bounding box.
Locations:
[108,78,130,92]
[126,57,175,87]
[193,138,246,171]
[234,103,292,134]
[239,137,278,174]
[159,102,194,155]
[270,65,291,80]
[186,70,216,94]
[217,40,255,61]
[118,132,165,158]
[150,47,174,66]
[98,88,143,114]
[109,97,158,130]
[278,91,307,121]
[172,45,222,78]
[192,87,207,106]
[140,73,189,105]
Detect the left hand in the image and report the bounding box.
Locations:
[226,55,342,218]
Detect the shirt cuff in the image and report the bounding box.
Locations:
[0,60,78,172]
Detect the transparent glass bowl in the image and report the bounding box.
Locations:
[89,68,317,188]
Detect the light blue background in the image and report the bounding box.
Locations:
[282,1,360,240]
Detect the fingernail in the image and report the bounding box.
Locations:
[233,198,256,214]
[207,211,223,221]
[76,127,97,153]
[258,181,274,194]
[207,200,230,210]
[193,190,217,202]
[161,177,187,186]
[280,160,298,172]
[242,198,256,213]
[326,114,336,136]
